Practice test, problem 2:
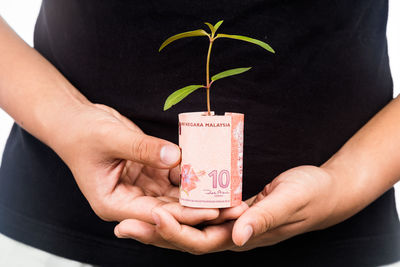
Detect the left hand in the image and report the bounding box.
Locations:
[115,165,359,254]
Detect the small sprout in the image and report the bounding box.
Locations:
[159,20,274,114]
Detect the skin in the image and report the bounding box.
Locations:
[1,16,399,255]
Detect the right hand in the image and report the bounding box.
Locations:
[50,102,219,226]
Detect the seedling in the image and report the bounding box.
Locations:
[160,20,275,115]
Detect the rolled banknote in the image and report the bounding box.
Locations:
[178,111,244,208]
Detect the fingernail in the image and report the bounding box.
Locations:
[114,226,124,238]
[152,211,161,227]
[160,145,180,165]
[241,225,253,246]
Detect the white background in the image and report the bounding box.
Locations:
[0,1,399,216]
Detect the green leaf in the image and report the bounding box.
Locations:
[204,22,214,33]
[215,33,275,53]
[159,29,209,52]
[211,67,252,82]
[213,20,224,33]
[163,85,205,111]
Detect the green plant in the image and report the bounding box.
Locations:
[160,20,275,115]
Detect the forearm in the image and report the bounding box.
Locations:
[321,95,400,214]
[0,17,90,149]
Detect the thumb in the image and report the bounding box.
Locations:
[232,188,297,246]
[109,126,181,169]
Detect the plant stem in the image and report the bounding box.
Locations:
[206,38,214,115]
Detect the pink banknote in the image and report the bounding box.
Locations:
[178,111,244,208]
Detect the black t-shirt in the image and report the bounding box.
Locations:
[0,0,399,266]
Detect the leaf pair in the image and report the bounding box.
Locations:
[163,67,252,111]
[159,20,275,53]
[204,20,224,38]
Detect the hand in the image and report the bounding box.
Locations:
[231,165,342,250]
[115,165,356,254]
[52,103,219,228]
[115,201,249,253]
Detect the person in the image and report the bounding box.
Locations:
[0,0,399,266]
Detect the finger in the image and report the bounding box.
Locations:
[152,207,234,254]
[231,220,306,251]
[245,195,257,207]
[108,128,181,169]
[105,195,218,225]
[114,219,183,251]
[232,186,303,246]
[162,202,219,225]
[169,165,181,186]
[92,103,181,168]
[206,202,249,225]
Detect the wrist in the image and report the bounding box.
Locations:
[31,88,92,152]
[319,153,384,223]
